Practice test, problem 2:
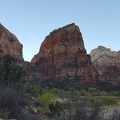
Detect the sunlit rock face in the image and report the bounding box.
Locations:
[90,46,120,86]
[0,23,23,60]
[31,23,98,86]
[90,46,120,64]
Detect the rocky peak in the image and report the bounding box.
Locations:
[31,23,85,63]
[49,23,80,35]
[0,23,23,60]
[90,46,120,85]
[90,46,120,64]
[31,23,98,87]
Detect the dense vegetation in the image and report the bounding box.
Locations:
[0,55,120,120]
[0,55,25,86]
[22,83,120,119]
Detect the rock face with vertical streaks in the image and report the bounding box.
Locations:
[31,23,98,87]
[0,23,23,60]
[90,46,120,85]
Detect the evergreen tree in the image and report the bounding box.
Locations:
[0,55,26,86]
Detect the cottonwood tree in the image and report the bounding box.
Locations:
[0,55,26,86]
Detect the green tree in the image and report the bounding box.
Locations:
[49,101,63,117]
[88,87,97,93]
[0,55,26,86]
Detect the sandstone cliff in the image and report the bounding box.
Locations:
[90,46,120,64]
[0,23,23,60]
[90,46,120,85]
[31,23,98,86]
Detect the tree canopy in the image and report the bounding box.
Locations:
[0,55,26,86]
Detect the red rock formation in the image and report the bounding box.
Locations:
[31,23,98,86]
[90,46,120,85]
[0,23,23,60]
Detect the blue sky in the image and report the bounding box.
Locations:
[0,0,120,61]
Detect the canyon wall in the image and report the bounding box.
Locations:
[0,23,23,60]
[31,23,98,86]
[90,46,120,85]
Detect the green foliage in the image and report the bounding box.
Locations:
[88,87,97,93]
[41,79,61,89]
[88,87,103,96]
[65,89,82,104]
[81,89,92,97]
[99,96,118,106]
[87,96,118,106]
[109,91,120,96]
[101,91,109,96]
[41,78,80,90]
[49,88,65,98]
[50,88,64,95]
[28,84,44,96]
[37,92,56,105]
[23,82,120,112]
[0,108,8,119]
[0,87,25,119]
[0,55,26,86]
[49,101,63,117]
[96,81,120,91]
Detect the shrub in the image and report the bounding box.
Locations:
[88,87,97,93]
[0,86,24,119]
[81,89,92,97]
[31,84,44,97]
[0,55,26,86]
[101,91,108,96]
[109,91,120,96]
[49,101,63,117]
[38,92,56,103]
[98,96,118,106]
[0,108,8,119]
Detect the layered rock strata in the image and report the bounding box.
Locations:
[31,23,98,86]
[90,46,120,85]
